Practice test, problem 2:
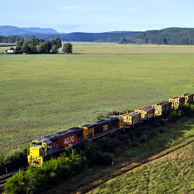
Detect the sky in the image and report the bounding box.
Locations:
[1,0,194,33]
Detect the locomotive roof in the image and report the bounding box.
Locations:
[33,127,83,142]
[81,116,119,128]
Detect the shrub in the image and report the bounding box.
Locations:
[149,130,157,138]
[190,103,194,116]
[160,118,167,126]
[93,151,113,166]
[159,127,165,133]
[4,147,86,194]
[131,141,139,147]
[138,137,147,143]
[62,42,73,54]
[2,147,28,175]
[4,169,25,194]
[128,131,135,140]
[96,137,120,153]
[135,130,143,138]
[169,110,179,122]
[180,104,192,117]
[117,133,129,143]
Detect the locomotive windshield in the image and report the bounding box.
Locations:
[31,142,42,148]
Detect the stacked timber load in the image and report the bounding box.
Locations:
[181,93,194,104]
[153,101,172,116]
[169,96,185,109]
[135,106,154,121]
[121,112,141,126]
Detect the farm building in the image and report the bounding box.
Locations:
[6,50,15,54]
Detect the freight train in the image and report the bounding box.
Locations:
[27,93,194,165]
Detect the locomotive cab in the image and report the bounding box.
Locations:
[27,139,52,166]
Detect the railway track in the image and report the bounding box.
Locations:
[0,166,28,193]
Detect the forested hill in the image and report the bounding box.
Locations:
[0,29,140,43]
[124,28,194,45]
[1,26,194,45]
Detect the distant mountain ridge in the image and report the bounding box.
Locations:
[0,25,141,42]
[0,25,59,36]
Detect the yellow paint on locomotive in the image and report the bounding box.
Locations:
[103,124,108,131]
[83,127,94,142]
[27,141,47,166]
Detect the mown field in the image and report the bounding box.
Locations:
[0,44,194,156]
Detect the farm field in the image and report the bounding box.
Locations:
[87,140,194,194]
[73,42,194,54]
[0,44,194,156]
[0,47,10,53]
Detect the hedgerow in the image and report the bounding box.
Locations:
[0,146,28,176]
[4,148,86,194]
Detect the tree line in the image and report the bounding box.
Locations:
[7,36,73,54]
[0,35,24,43]
[120,27,194,45]
[14,37,62,54]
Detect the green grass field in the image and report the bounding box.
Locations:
[0,44,194,156]
[88,143,194,194]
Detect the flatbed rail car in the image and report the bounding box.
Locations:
[120,112,141,127]
[135,106,155,121]
[169,96,185,109]
[153,101,172,117]
[181,93,194,104]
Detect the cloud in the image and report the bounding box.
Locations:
[60,6,139,12]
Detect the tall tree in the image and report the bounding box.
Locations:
[17,41,23,47]
[51,45,58,53]
[62,42,73,54]
[55,37,62,48]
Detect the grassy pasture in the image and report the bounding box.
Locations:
[88,142,194,194]
[0,47,10,53]
[0,44,194,156]
[73,42,194,54]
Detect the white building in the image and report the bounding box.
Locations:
[6,50,14,54]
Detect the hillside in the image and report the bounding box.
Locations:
[2,26,194,45]
[124,27,194,45]
[0,25,140,42]
[0,25,58,35]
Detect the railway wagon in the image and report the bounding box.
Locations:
[81,116,124,141]
[169,96,185,109]
[120,112,141,126]
[28,127,85,165]
[153,101,172,117]
[135,106,155,121]
[181,93,194,104]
